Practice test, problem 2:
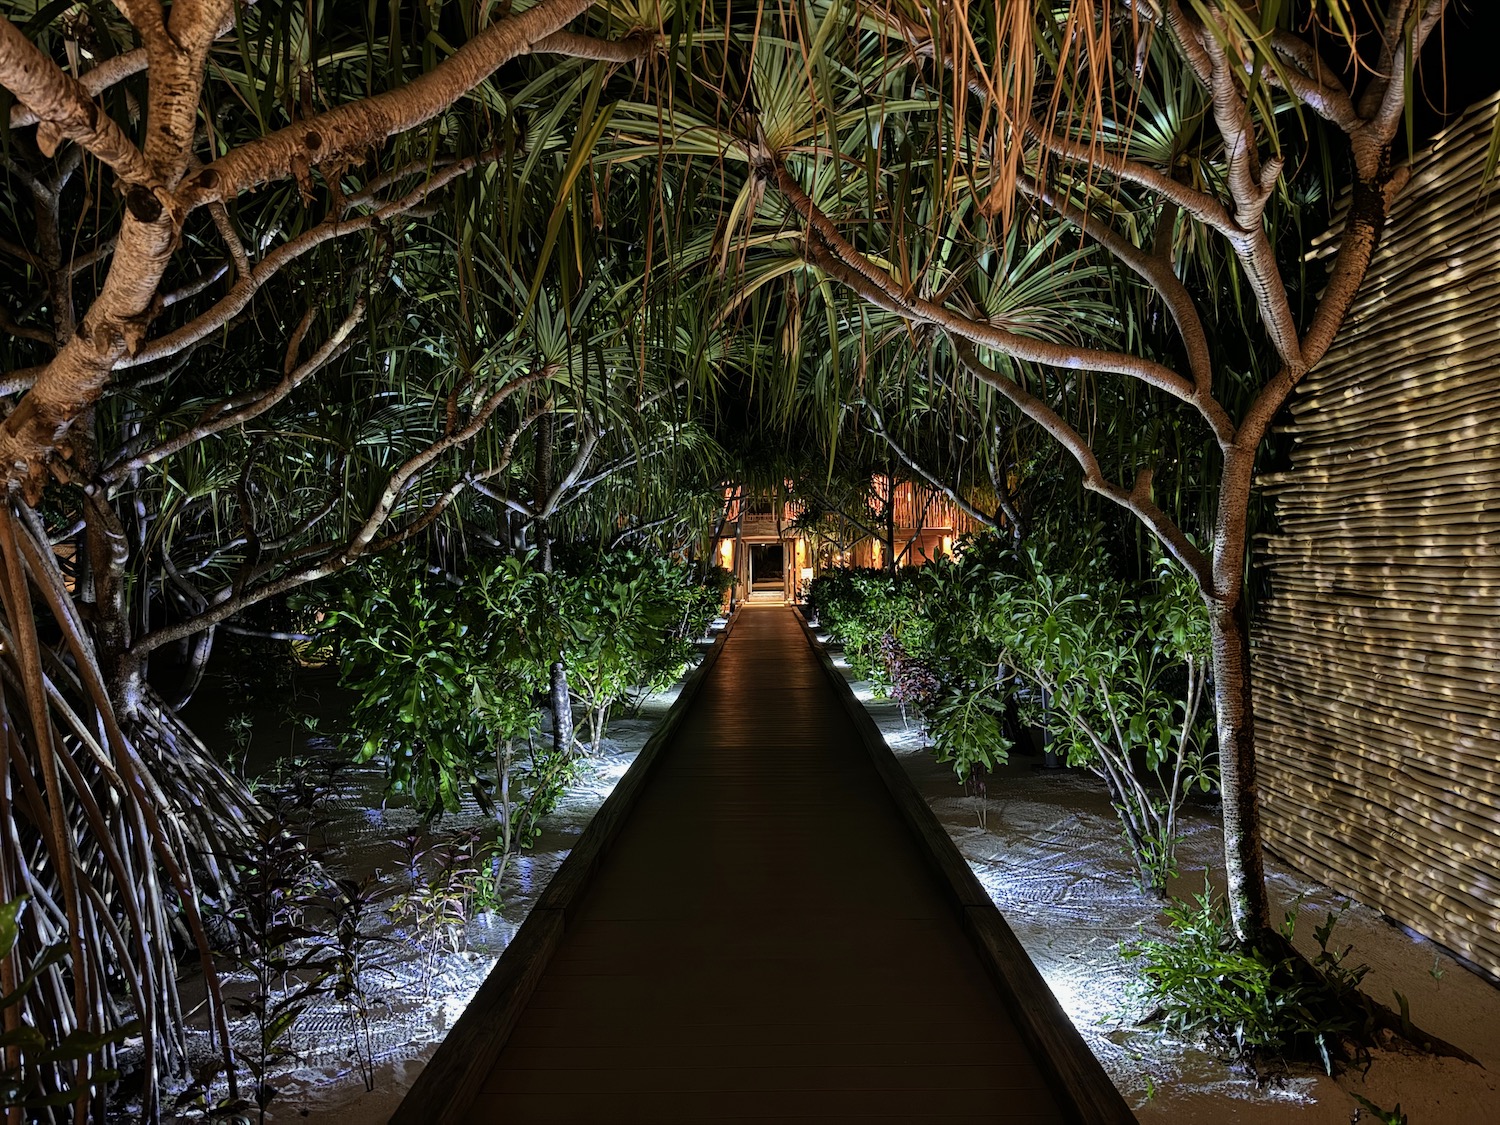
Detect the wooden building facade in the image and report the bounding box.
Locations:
[713,479,984,604]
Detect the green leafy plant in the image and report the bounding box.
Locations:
[385,829,499,996]
[324,546,718,802]
[1123,883,1375,1075]
[809,559,1013,780]
[997,547,1216,890]
[554,550,718,750]
[324,876,387,1093]
[322,557,508,817]
[811,529,1215,888]
[1351,1094,1409,1124]
[221,815,335,1123]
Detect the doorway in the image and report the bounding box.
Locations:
[749,542,785,593]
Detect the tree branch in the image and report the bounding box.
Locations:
[1365,0,1447,157]
[0,305,55,347]
[770,159,1207,411]
[952,338,1211,586]
[1264,31,1360,132]
[8,49,146,129]
[859,402,999,532]
[1016,173,1232,442]
[1168,2,1303,372]
[128,368,548,656]
[159,263,229,307]
[9,1,258,129]
[178,0,600,209]
[1024,117,1242,237]
[538,424,601,519]
[533,27,658,63]
[0,15,156,186]
[113,148,498,371]
[101,296,367,483]
[1357,0,1418,122]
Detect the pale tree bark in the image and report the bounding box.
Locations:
[0,3,647,1113]
[0,0,651,718]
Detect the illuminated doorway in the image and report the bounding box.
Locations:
[748,542,785,595]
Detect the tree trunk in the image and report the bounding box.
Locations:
[549,661,574,755]
[1209,591,1272,942]
[592,701,609,753]
[533,412,571,755]
[534,411,555,573]
[495,737,513,898]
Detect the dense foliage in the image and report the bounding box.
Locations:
[810,530,1216,890]
[554,551,730,746]
[1124,886,1379,1075]
[0,0,1468,1113]
[319,547,726,825]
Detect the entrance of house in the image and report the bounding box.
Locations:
[748,542,785,597]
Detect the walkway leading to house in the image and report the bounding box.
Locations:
[427,607,1129,1123]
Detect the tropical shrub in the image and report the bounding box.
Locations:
[900,537,1019,780]
[809,552,1012,779]
[694,563,736,625]
[320,548,722,817]
[468,557,568,874]
[316,547,572,908]
[320,555,543,818]
[810,529,1216,890]
[554,551,724,749]
[994,546,1216,890]
[807,568,911,684]
[1124,886,1376,1075]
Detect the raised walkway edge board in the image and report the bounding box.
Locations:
[391,607,1134,1124]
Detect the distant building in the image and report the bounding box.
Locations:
[712,479,988,605]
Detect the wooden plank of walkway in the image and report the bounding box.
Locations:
[456,607,1095,1123]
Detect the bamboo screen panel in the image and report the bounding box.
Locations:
[1252,94,1500,976]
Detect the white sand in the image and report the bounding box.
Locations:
[163,674,696,1124]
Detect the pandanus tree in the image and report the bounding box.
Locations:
[0,0,674,1113]
[838,219,1125,547]
[606,0,1448,945]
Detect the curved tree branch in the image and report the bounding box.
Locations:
[101,295,368,483]
[1166,2,1303,373]
[951,338,1211,587]
[1016,172,1231,441]
[769,159,1213,420]
[128,368,549,656]
[0,15,156,185]
[859,401,1000,532]
[178,0,600,209]
[1023,116,1241,237]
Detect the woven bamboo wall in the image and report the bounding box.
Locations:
[1253,93,1500,977]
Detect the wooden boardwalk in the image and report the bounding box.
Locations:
[398,607,1132,1124]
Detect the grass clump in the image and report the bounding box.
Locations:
[1123,883,1376,1076]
